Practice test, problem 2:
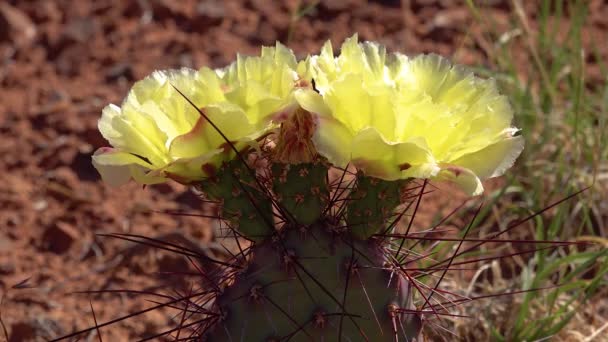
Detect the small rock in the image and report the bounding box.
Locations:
[0,233,12,252]
[0,262,15,275]
[105,62,133,82]
[41,221,79,254]
[32,199,48,211]
[321,0,362,12]
[9,322,36,342]
[63,17,98,43]
[197,0,225,19]
[0,3,36,47]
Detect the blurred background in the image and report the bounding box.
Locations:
[0,0,606,340]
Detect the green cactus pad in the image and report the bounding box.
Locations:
[346,174,406,240]
[206,223,421,341]
[271,162,329,225]
[200,160,275,242]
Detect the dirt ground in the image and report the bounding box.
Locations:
[1,0,606,341]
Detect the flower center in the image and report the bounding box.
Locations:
[274,107,317,163]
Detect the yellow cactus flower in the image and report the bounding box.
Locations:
[302,35,524,195]
[92,68,256,186]
[93,43,310,186]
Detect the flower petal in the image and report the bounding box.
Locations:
[168,104,256,159]
[294,89,331,117]
[311,114,354,168]
[161,149,225,183]
[92,148,164,186]
[399,54,454,98]
[351,128,435,180]
[218,43,300,125]
[168,115,213,159]
[106,105,168,165]
[449,135,524,179]
[98,104,122,143]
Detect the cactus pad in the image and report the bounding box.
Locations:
[200,160,275,242]
[271,162,329,226]
[206,223,421,341]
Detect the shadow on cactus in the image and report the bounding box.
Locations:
[53,35,589,341]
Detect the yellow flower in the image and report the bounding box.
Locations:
[92,68,251,185]
[93,43,309,186]
[301,35,524,195]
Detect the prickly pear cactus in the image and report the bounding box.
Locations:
[201,157,421,341]
[198,109,424,340]
[91,34,523,341]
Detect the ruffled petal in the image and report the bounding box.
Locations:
[310,112,354,169]
[294,89,331,117]
[106,104,168,166]
[398,53,454,98]
[92,148,165,186]
[97,104,123,146]
[449,135,524,179]
[309,40,337,93]
[218,42,300,125]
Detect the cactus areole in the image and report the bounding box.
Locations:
[92,35,523,341]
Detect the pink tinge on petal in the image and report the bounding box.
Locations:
[169,115,210,159]
[270,109,292,123]
[264,102,305,132]
[294,77,312,89]
[156,147,225,185]
[445,165,464,177]
[183,114,207,139]
[95,146,117,154]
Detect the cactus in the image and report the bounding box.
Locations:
[85,35,524,341]
[197,153,422,340]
